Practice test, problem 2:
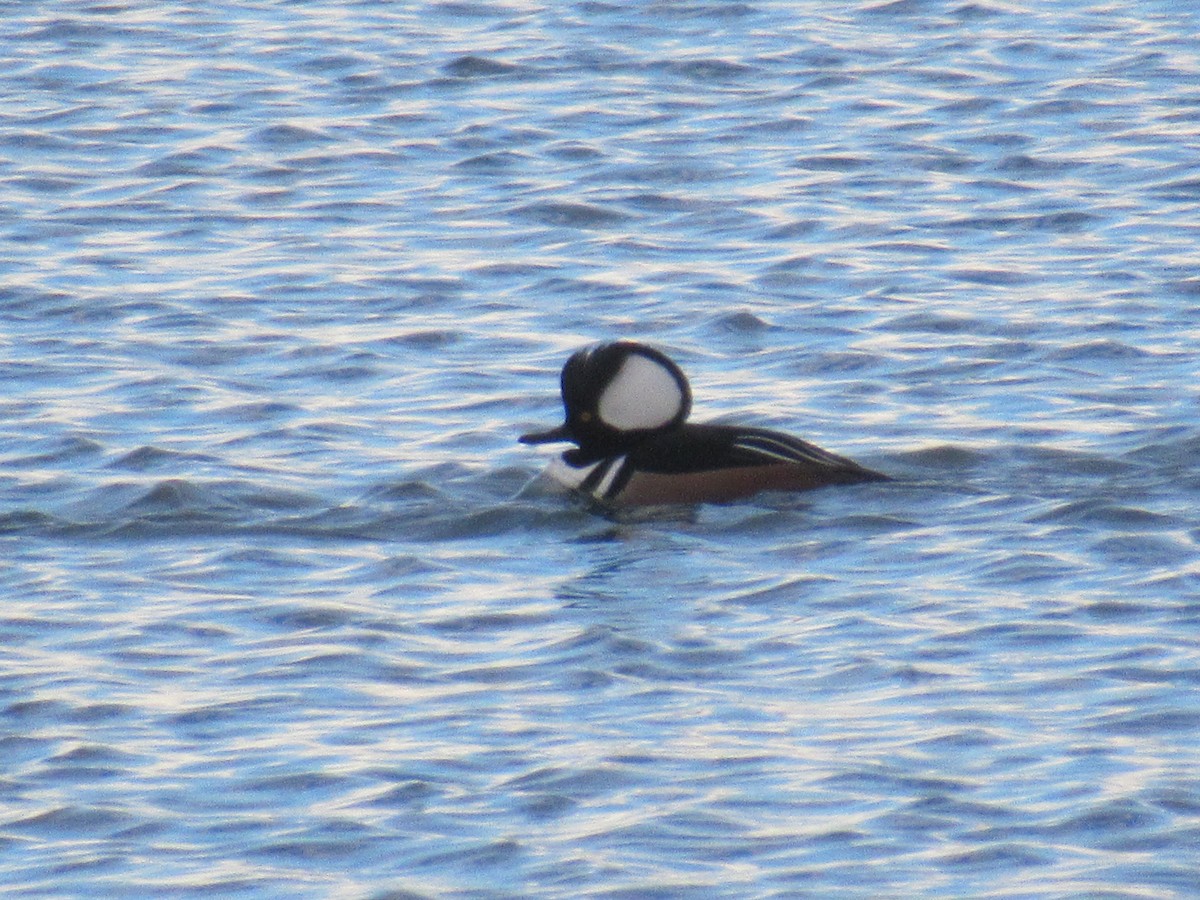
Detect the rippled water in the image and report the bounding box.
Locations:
[3,1,1200,896]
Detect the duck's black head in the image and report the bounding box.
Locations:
[520,341,692,461]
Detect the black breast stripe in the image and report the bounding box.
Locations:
[602,457,635,500]
[579,456,633,500]
[579,457,615,494]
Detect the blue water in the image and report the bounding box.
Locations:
[3,1,1200,896]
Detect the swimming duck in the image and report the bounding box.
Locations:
[520,340,888,506]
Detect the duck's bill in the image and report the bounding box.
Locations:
[519,424,572,444]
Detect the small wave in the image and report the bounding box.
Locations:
[710,310,775,333]
[894,444,990,471]
[443,54,525,79]
[995,152,1081,176]
[792,154,872,172]
[1031,498,1178,529]
[250,124,334,149]
[511,200,630,229]
[1044,339,1155,362]
[661,58,755,82]
[110,445,216,472]
[453,150,528,171]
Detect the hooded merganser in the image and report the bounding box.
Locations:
[520,340,888,506]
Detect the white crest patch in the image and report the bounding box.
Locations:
[597,353,683,431]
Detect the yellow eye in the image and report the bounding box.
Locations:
[579,411,593,423]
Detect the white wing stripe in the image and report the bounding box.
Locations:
[732,434,843,467]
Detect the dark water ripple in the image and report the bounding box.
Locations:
[3,0,1200,896]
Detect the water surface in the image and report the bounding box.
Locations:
[2,1,1200,896]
